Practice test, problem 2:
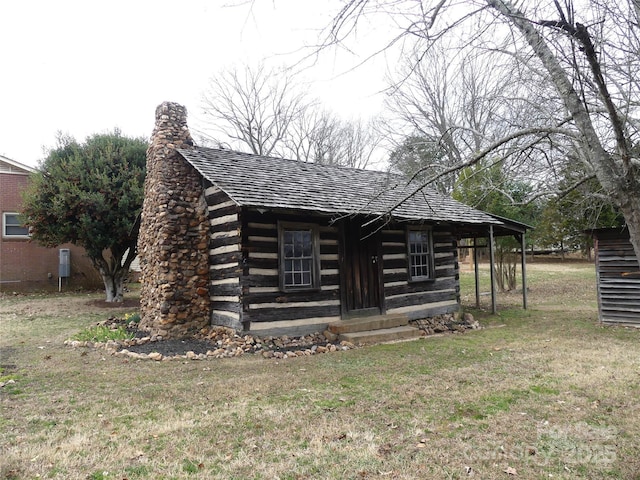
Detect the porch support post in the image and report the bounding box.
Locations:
[489,225,497,314]
[520,233,528,310]
[474,237,480,308]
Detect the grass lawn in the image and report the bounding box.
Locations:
[2,261,640,479]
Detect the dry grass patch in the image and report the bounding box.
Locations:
[2,263,640,479]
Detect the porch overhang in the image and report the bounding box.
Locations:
[453,215,533,315]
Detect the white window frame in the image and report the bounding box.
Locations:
[2,212,30,239]
[278,221,321,292]
[407,227,435,282]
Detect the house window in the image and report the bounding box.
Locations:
[3,213,29,238]
[278,222,320,291]
[408,228,434,281]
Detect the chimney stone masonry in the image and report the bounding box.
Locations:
[137,102,211,338]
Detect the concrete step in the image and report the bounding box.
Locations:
[328,314,409,334]
[339,325,423,345]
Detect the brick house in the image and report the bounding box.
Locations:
[0,155,99,292]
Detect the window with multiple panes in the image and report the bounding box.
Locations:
[408,228,434,281]
[278,222,320,291]
[3,213,29,238]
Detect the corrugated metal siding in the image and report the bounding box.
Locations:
[594,229,640,325]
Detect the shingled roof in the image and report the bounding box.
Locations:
[178,146,504,228]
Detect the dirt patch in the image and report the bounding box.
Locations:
[125,338,216,357]
[0,292,139,319]
[86,298,140,309]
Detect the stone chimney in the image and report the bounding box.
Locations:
[137,102,210,338]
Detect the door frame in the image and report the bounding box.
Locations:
[338,217,385,318]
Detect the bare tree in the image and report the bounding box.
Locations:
[201,62,380,169]
[321,0,640,259]
[200,63,308,157]
[281,107,381,168]
[286,109,344,163]
[384,45,520,191]
[386,35,575,195]
[339,117,381,169]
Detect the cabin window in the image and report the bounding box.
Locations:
[3,213,29,238]
[407,228,434,281]
[278,222,320,291]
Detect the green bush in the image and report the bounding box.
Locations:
[71,325,133,343]
[124,312,141,324]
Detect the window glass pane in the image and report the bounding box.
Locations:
[282,228,315,288]
[6,226,27,235]
[302,237,312,256]
[4,214,29,236]
[284,244,294,257]
[284,231,294,244]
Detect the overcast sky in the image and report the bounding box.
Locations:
[1,0,391,167]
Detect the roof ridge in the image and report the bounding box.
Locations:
[185,145,402,178]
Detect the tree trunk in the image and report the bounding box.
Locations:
[619,196,640,266]
[101,270,126,303]
[90,246,137,303]
[486,0,640,263]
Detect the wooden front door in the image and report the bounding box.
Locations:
[341,219,383,315]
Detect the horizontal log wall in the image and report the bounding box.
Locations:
[205,184,243,330]
[382,227,460,320]
[204,193,465,329]
[595,231,640,326]
[240,210,341,326]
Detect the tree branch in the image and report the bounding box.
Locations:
[516,173,597,205]
[538,18,632,173]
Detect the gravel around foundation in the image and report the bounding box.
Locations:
[63,312,480,361]
[64,318,357,361]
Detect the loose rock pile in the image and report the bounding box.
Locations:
[196,326,354,359]
[411,312,481,335]
[65,312,480,361]
[64,322,356,362]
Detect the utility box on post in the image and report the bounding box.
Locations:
[59,249,70,292]
[59,249,71,277]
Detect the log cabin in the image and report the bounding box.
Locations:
[137,102,527,339]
